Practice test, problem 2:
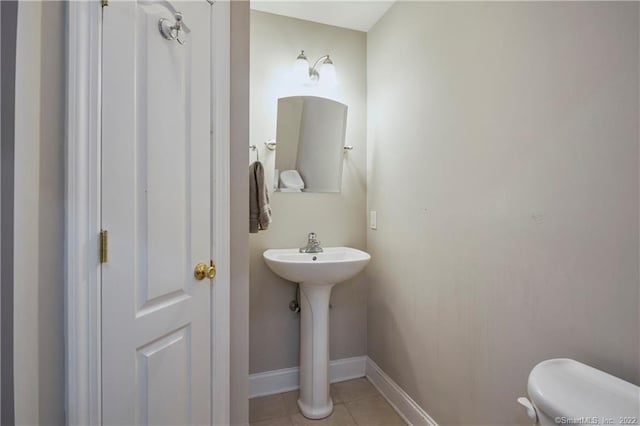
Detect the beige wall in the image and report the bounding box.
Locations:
[366,2,639,425]
[231,0,250,424]
[249,10,367,373]
[36,2,65,423]
[14,1,65,424]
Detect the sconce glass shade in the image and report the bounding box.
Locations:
[293,51,310,84]
[319,60,337,87]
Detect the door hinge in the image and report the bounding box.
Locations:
[100,230,108,263]
[101,0,109,7]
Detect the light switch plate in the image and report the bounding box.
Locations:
[370,211,377,230]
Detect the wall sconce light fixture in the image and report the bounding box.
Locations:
[293,50,337,86]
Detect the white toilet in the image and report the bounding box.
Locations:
[518,359,640,425]
[278,169,305,192]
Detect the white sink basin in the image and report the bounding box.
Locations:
[262,246,370,420]
[262,247,370,285]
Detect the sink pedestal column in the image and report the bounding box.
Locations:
[297,282,335,419]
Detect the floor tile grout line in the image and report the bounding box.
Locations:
[343,394,408,426]
[343,402,361,426]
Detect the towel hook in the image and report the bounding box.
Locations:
[249,144,259,162]
[159,11,188,45]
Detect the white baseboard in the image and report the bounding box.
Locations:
[366,357,438,426]
[249,355,438,426]
[329,356,368,383]
[249,356,367,398]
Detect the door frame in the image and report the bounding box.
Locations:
[65,2,231,424]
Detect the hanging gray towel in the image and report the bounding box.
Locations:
[249,161,272,233]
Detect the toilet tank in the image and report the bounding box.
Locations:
[522,359,640,426]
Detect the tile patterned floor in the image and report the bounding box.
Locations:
[249,378,406,426]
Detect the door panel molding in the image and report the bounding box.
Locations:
[65,1,231,424]
[101,1,212,422]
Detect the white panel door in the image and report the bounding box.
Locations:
[102,1,213,424]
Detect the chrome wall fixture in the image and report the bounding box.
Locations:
[249,141,276,162]
[251,140,353,163]
[255,141,353,153]
[249,145,260,162]
[293,51,337,85]
[159,11,187,45]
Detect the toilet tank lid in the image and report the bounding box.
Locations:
[528,359,640,420]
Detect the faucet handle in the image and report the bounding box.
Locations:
[308,232,317,241]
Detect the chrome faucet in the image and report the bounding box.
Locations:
[300,232,323,253]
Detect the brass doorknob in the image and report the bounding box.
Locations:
[194,263,208,281]
[194,262,216,281]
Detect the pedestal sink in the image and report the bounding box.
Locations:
[263,247,371,419]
